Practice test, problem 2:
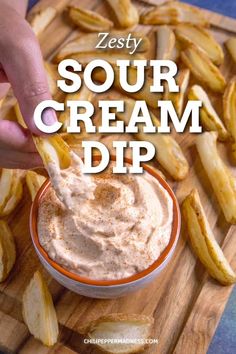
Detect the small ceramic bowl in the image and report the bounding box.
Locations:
[30,156,181,299]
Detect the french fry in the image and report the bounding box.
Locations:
[225,37,236,64]
[175,24,224,65]
[223,78,236,139]
[79,313,154,354]
[156,26,176,60]
[116,98,189,180]
[33,135,71,170]
[44,61,59,97]
[30,7,57,36]
[0,169,23,217]
[0,221,16,282]
[54,32,150,62]
[0,97,4,109]
[69,52,146,66]
[140,1,209,26]
[188,85,229,141]
[22,271,59,346]
[181,44,226,93]
[93,66,162,108]
[59,84,94,131]
[14,102,27,128]
[26,171,46,201]
[182,189,236,285]
[105,0,139,28]
[67,6,113,32]
[223,78,236,160]
[196,132,236,224]
[165,68,190,116]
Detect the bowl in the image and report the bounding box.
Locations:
[30,156,181,299]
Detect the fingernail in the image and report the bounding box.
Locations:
[42,108,57,126]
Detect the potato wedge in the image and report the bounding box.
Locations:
[140,1,208,26]
[70,52,146,66]
[93,66,162,108]
[44,62,59,97]
[26,171,46,201]
[0,221,16,282]
[223,78,236,138]
[175,24,224,65]
[59,84,94,132]
[22,271,59,346]
[182,189,236,285]
[156,26,176,60]
[223,78,236,159]
[79,313,154,354]
[0,97,3,109]
[225,37,236,64]
[67,6,113,32]
[105,0,139,28]
[181,44,226,93]
[33,135,71,170]
[54,32,150,62]
[116,98,189,180]
[165,68,190,116]
[0,169,23,217]
[14,102,27,128]
[196,132,236,224]
[188,85,229,141]
[30,7,57,36]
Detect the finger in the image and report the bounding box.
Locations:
[0,150,43,169]
[0,13,58,135]
[0,120,37,152]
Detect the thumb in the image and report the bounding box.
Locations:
[0,16,57,135]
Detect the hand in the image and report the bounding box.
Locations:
[0,1,57,169]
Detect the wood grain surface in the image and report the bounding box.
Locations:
[0,0,236,353]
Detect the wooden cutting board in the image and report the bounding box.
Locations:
[0,0,236,353]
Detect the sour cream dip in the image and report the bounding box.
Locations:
[38,155,173,280]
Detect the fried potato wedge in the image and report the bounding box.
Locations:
[26,171,46,201]
[189,85,229,141]
[44,62,59,97]
[117,98,189,180]
[181,44,226,93]
[54,32,150,62]
[183,189,236,285]
[223,78,236,159]
[225,37,236,64]
[156,26,176,60]
[223,78,236,138]
[140,1,208,26]
[0,221,16,282]
[30,7,57,36]
[59,84,94,131]
[0,169,23,217]
[22,271,59,346]
[165,68,190,116]
[196,132,236,224]
[93,66,162,108]
[105,0,139,28]
[70,52,146,66]
[33,135,71,170]
[67,6,113,32]
[175,24,224,65]
[14,103,27,128]
[79,313,154,354]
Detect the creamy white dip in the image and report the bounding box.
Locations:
[38,157,173,280]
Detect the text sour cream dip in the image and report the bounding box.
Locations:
[38,155,173,280]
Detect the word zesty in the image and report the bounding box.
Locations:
[95,32,142,55]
